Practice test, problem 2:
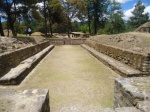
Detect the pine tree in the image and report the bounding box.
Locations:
[108,0,125,34]
[128,0,149,28]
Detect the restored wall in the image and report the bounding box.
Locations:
[85,39,150,73]
[49,38,86,45]
[0,41,50,77]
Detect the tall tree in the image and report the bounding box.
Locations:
[48,0,66,35]
[85,0,92,34]
[0,17,5,36]
[90,0,108,34]
[128,0,149,28]
[108,0,125,34]
[0,7,5,36]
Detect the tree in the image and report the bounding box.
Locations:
[89,0,108,34]
[0,17,5,36]
[48,0,67,35]
[0,0,17,37]
[0,8,5,36]
[128,0,149,28]
[108,0,125,34]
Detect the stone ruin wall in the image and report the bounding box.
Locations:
[0,41,50,78]
[137,27,150,33]
[49,38,86,45]
[114,78,150,112]
[85,39,150,74]
[84,39,150,112]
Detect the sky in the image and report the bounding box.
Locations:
[0,0,150,22]
[117,0,150,20]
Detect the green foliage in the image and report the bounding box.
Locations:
[99,0,125,34]
[81,0,109,34]
[71,21,79,32]
[79,24,89,33]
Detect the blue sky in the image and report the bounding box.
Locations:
[118,0,150,20]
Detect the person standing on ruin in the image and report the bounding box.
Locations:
[28,27,32,36]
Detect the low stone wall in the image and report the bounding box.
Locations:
[0,41,50,78]
[49,38,86,45]
[85,39,150,74]
[114,77,150,112]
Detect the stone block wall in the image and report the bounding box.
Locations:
[49,39,64,45]
[0,41,50,77]
[114,77,150,112]
[85,39,150,73]
[49,38,86,45]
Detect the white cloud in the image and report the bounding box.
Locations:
[144,5,150,17]
[123,7,134,21]
[110,0,132,4]
[123,5,150,21]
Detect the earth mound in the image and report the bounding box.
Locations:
[135,22,150,33]
[0,36,46,54]
[90,32,150,54]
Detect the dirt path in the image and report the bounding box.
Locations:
[2,45,120,111]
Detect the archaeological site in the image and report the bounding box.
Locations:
[0,26,150,112]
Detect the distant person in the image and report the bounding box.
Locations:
[28,27,32,36]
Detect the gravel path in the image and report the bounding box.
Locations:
[3,45,120,111]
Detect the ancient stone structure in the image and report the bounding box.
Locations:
[84,39,150,75]
[0,45,54,85]
[0,89,50,112]
[135,22,150,33]
[49,38,86,45]
[0,41,50,78]
[71,32,90,38]
[82,38,150,112]
[0,35,149,111]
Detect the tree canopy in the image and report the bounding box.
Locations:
[0,0,149,36]
[128,0,149,29]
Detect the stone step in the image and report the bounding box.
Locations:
[81,44,143,77]
[99,107,141,112]
[0,45,54,85]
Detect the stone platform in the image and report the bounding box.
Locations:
[81,44,143,77]
[0,89,50,112]
[0,45,54,85]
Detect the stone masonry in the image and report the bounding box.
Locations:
[0,89,50,112]
[0,41,50,78]
[114,77,150,112]
[85,39,150,74]
[83,38,150,112]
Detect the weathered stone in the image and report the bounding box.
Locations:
[81,44,143,77]
[0,89,50,112]
[115,107,141,112]
[0,41,50,78]
[83,39,150,74]
[0,45,54,85]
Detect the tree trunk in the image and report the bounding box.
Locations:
[44,0,47,36]
[49,19,53,36]
[87,8,91,34]
[93,2,98,35]
[0,17,5,36]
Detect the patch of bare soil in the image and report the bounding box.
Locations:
[0,36,47,54]
[90,32,150,54]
